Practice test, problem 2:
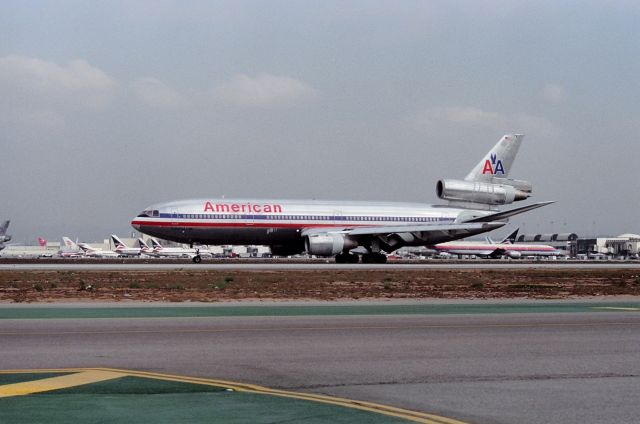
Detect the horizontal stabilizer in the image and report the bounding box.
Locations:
[465,201,555,223]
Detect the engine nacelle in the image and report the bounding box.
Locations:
[505,250,522,259]
[490,177,533,194]
[436,179,530,206]
[305,234,357,257]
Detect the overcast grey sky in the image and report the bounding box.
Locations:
[1,1,639,243]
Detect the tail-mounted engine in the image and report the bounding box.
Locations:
[437,178,531,206]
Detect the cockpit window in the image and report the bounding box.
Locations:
[137,209,159,218]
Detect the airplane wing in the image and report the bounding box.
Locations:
[487,248,507,258]
[300,201,554,252]
[303,222,506,248]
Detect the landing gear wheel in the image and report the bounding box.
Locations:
[335,253,359,264]
[192,255,202,264]
[374,253,387,264]
[363,253,387,264]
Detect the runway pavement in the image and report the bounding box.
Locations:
[1,303,639,423]
[2,262,640,271]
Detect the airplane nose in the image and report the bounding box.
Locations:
[131,220,141,231]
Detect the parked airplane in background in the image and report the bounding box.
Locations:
[78,242,119,258]
[59,237,83,257]
[137,238,153,255]
[435,228,561,259]
[0,220,11,251]
[132,134,553,263]
[111,235,143,257]
[149,238,212,260]
[486,228,520,245]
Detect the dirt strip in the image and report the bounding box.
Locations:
[1,269,639,303]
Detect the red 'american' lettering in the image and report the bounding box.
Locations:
[203,202,283,213]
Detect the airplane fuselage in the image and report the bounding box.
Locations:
[131,198,498,252]
[435,242,560,258]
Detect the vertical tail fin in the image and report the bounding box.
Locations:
[138,238,151,252]
[62,237,79,250]
[0,220,10,236]
[465,134,524,182]
[500,228,519,244]
[150,238,163,249]
[111,234,126,249]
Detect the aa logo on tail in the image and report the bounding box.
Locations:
[482,153,505,175]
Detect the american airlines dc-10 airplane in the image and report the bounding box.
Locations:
[132,134,553,263]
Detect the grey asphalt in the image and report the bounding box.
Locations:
[2,262,640,270]
[1,311,639,424]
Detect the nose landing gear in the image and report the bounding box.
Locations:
[192,247,202,263]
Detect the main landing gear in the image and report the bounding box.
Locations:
[334,252,387,264]
[362,252,387,264]
[334,252,359,264]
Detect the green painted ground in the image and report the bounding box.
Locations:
[0,374,411,424]
[0,372,72,385]
[0,302,638,319]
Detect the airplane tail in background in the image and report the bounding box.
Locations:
[0,220,10,236]
[465,134,524,182]
[150,238,163,249]
[62,237,79,250]
[38,237,48,248]
[138,238,152,253]
[501,228,519,244]
[111,234,127,249]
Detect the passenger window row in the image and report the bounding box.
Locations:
[163,214,446,222]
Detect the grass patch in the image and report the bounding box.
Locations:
[214,277,235,290]
[168,284,185,291]
[508,284,556,291]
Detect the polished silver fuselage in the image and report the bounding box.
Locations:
[131,198,494,249]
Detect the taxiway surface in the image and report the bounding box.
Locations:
[1,304,639,423]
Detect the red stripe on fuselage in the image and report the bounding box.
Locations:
[130,220,376,229]
[436,245,556,252]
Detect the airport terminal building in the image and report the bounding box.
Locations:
[515,233,640,259]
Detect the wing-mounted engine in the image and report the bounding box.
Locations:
[305,234,357,256]
[436,178,531,207]
[505,250,522,259]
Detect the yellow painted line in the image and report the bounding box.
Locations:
[0,370,125,398]
[593,307,640,311]
[1,321,639,337]
[0,368,469,424]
